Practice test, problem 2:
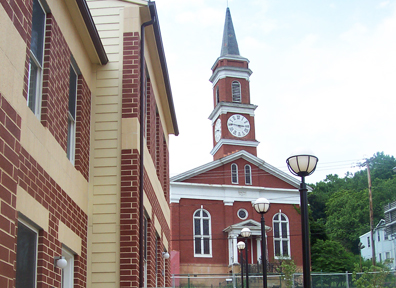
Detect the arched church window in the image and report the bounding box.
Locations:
[216,86,220,105]
[193,208,212,257]
[232,81,241,102]
[231,163,238,184]
[273,212,290,259]
[245,164,252,185]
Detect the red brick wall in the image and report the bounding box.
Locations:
[214,77,250,105]
[0,93,21,288]
[75,76,91,180]
[0,94,89,288]
[120,148,171,287]
[173,198,303,267]
[0,0,31,41]
[41,14,70,151]
[184,159,295,189]
[19,146,89,288]
[122,32,140,119]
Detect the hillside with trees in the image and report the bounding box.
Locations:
[308,152,396,272]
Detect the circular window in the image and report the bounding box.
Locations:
[237,209,248,220]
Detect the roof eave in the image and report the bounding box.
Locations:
[75,0,108,65]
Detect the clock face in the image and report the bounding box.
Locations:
[227,114,250,138]
[215,119,221,142]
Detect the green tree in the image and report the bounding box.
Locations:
[352,262,391,288]
[311,239,356,272]
[325,189,369,253]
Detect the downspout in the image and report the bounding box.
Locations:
[139,6,155,288]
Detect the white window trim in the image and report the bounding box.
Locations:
[231,81,241,103]
[67,64,78,165]
[193,208,212,258]
[62,247,74,288]
[231,163,238,184]
[27,0,46,119]
[237,208,248,220]
[16,219,39,288]
[244,164,252,185]
[273,212,291,260]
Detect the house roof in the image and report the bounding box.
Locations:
[170,150,302,189]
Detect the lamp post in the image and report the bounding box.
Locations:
[253,198,270,288]
[286,151,318,288]
[237,241,246,288]
[241,227,252,288]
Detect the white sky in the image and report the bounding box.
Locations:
[155,0,396,184]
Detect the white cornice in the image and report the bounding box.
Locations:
[170,181,301,205]
[210,139,259,156]
[209,67,253,86]
[208,102,257,122]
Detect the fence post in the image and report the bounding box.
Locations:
[292,273,295,288]
[346,271,349,288]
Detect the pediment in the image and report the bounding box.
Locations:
[223,219,270,236]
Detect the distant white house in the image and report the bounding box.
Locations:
[359,201,396,270]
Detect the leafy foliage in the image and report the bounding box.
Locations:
[308,152,396,271]
[280,259,296,288]
[311,240,356,272]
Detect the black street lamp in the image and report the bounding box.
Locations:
[241,228,251,288]
[237,241,246,288]
[253,198,270,288]
[286,152,318,288]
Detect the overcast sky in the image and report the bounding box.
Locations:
[155,0,396,184]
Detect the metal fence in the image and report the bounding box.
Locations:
[170,271,396,288]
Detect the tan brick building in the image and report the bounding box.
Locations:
[0,0,177,287]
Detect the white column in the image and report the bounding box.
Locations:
[256,237,261,263]
[233,235,238,264]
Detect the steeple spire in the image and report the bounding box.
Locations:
[220,8,240,56]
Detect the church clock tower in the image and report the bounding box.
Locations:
[209,8,259,160]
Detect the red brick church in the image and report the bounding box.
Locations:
[170,8,304,276]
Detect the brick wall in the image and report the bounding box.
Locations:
[75,75,91,180]
[120,148,171,287]
[19,146,88,288]
[122,32,140,119]
[41,14,70,151]
[0,93,21,288]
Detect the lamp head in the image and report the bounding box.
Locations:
[286,148,318,177]
[240,227,251,238]
[253,198,270,214]
[162,252,170,259]
[54,256,67,269]
[237,241,245,250]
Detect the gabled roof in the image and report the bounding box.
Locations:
[223,219,270,236]
[170,150,301,189]
[220,7,240,57]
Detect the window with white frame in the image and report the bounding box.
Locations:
[231,81,241,103]
[27,0,46,117]
[273,212,290,258]
[193,208,211,257]
[367,236,370,247]
[231,163,238,184]
[67,64,78,164]
[245,164,252,185]
[16,220,38,288]
[61,247,74,288]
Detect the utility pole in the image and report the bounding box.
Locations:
[366,160,376,266]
